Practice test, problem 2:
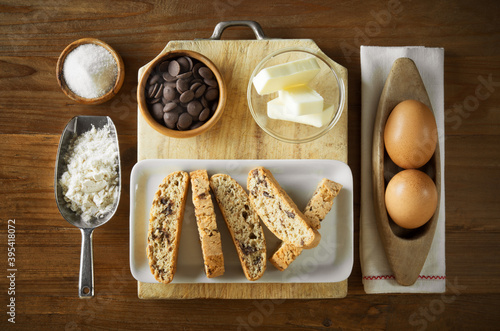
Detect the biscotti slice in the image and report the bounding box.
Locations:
[190,170,224,278]
[147,171,189,284]
[247,167,320,249]
[269,178,343,271]
[209,174,266,281]
[303,178,343,230]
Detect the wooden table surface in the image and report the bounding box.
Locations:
[1,0,499,329]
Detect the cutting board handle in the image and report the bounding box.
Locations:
[208,21,267,40]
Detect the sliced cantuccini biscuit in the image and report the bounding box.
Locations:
[209,174,266,281]
[247,167,320,249]
[147,171,190,284]
[269,178,342,271]
[190,170,224,278]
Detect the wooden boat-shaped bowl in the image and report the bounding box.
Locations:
[372,57,441,286]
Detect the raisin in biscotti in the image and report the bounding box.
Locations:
[147,171,189,284]
[190,170,224,278]
[270,178,343,271]
[247,167,320,249]
[209,174,266,281]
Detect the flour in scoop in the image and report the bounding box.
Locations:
[59,124,119,222]
[63,43,117,99]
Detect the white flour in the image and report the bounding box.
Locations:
[59,124,119,222]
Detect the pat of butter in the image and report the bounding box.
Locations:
[252,57,321,95]
[279,85,324,116]
[267,98,334,128]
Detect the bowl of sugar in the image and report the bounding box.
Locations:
[247,47,345,144]
[57,38,125,105]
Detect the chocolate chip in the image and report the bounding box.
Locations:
[253,256,262,265]
[263,191,273,198]
[239,243,257,255]
[163,86,177,101]
[148,83,159,98]
[151,103,164,122]
[205,87,219,101]
[162,201,173,216]
[192,63,203,79]
[204,78,218,87]
[200,96,208,108]
[178,112,192,129]
[242,211,248,220]
[190,122,204,130]
[187,100,202,117]
[211,101,219,112]
[148,97,161,104]
[163,112,178,129]
[177,71,192,80]
[165,81,176,88]
[184,56,193,70]
[177,57,190,73]
[199,108,210,122]
[179,90,194,103]
[168,60,181,76]
[199,66,214,80]
[176,79,190,93]
[194,84,207,98]
[162,71,177,82]
[190,82,201,92]
[148,74,162,85]
[154,83,164,99]
[158,61,170,72]
[163,102,177,112]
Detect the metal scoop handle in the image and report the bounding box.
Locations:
[79,228,94,298]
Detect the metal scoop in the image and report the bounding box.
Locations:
[54,116,121,298]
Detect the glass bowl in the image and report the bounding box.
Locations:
[247,47,345,144]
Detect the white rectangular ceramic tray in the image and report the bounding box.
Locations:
[130,159,353,284]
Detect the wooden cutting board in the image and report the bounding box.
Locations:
[136,23,348,299]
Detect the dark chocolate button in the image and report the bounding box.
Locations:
[199,108,210,122]
[163,112,178,129]
[151,103,164,122]
[163,102,177,112]
[187,100,202,117]
[199,66,214,80]
[179,90,194,103]
[178,112,192,129]
[168,60,181,77]
[195,84,207,98]
[163,86,177,101]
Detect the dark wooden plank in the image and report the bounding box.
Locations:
[1,0,500,329]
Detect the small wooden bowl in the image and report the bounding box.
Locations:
[372,57,441,286]
[137,50,226,139]
[56,38,125,105]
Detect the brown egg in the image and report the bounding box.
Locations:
[385,169,438,229]
[384,100,438,169]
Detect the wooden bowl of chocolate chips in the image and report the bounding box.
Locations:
[138,50,226,138]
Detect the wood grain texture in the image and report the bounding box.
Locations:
[0,0,499,329]
[137,37,348,299]
[138,39,348,162]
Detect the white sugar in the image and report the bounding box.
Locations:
[63,43,118,99]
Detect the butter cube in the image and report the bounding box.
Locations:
[267,98,334,128]
[279,85,324,116]
[252,57,320,95]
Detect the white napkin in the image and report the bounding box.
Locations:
[360,46,446,293]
